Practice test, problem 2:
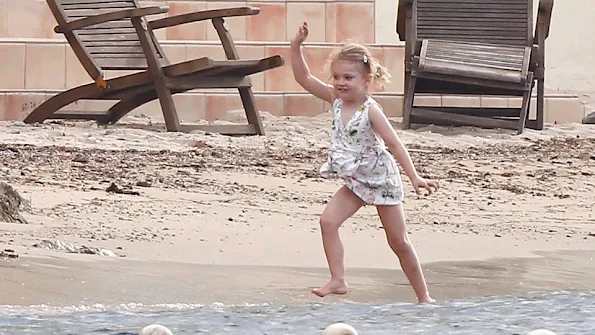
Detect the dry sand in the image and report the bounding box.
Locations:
[0,111,594,307]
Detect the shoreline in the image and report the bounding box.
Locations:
[1,249,594,308]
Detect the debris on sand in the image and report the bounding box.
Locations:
[33,240,118,257]
[106,182,140,196]
[0,249,18,260]
[0,182,29,224]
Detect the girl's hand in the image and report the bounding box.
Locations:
[411,175,439,196]
[291,21,309,47]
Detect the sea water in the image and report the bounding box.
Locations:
[0,290,593,334]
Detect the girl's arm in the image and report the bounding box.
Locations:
[368,104,439,194]
[368,104,418,179]
[290,22,334,104]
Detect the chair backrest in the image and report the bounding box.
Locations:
[413,0,533,47]
[48,0,167,80]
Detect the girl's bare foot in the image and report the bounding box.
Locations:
[311,279,348,297]
[417,296,436,304]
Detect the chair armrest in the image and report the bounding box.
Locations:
[533,0,553,44]
[55,6,169,33]
[396,0,413,41]
[149,7,260,30]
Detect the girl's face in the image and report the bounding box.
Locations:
[331,60,370,102]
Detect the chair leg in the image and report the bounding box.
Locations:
[517,89,531,135]
[238,87,265,135]
[402,72,416,130]
[536,78,545,130]
[155,86,180,132]
[212,17,263,135]
[132,17,180,132]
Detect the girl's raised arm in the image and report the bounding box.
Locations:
[290,22,334,104]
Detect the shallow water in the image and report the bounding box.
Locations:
[0,290,593,334]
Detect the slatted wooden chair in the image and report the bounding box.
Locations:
[396,0,554,134]
[23,0,285,135]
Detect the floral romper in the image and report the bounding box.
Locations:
[320,96,404,206]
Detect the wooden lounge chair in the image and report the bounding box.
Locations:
[396,0,553,134]
[23,0,285,135]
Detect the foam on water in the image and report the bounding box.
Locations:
[0,302,277,316]
[0,290,594,334]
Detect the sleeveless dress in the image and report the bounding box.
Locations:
[319,96,405,206]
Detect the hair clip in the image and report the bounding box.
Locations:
[363,55,368,64]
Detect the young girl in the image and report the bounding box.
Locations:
[290,22,439,304]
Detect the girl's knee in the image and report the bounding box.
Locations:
[387,234,411,254]
[319,215,340,235]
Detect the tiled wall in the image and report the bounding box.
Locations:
[160,0,375,44]
[0,0,395,121]
[0,39,405,94]
[0,37,408,121]
[0,0,409,120]
[0,0,377,44]
[0,0,588,124]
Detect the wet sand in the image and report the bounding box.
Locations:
[0,113,594,307]
[1,250,594,307]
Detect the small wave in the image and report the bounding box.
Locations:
[0,301,279,316]
[1,291,594,334]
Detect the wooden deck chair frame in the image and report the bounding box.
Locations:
[23,0,285,136]
[396,0,553,134]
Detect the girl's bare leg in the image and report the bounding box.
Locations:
[376,204,434,303]
[312,186,364,297]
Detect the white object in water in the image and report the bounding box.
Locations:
[322,322,358,335]
[139,324,173,335]
[527,330,557,335]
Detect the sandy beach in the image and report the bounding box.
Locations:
[1,111,594,307]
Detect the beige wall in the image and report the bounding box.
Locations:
[0,0,588,123]
[544,0,594,106]
[375,0,595,109]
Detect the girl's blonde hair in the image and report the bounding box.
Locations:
[325,43,391,89]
